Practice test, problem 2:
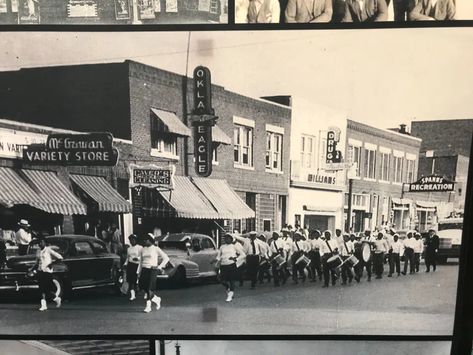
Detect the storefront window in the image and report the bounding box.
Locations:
[234,124,253,167]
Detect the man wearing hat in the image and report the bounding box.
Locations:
[29,235,63,311]
[291,230,309,284]
[359,229,374,282]
[352,233,364,282]
[308,230,323,282]
[269,231,287,287]
[388,233,402,277]
[281,227,293,279]
[233,236,247,287]
[16,219,32,256]
[123,234,143,301]
[243,231,263,289]
[402,230,416,275]
[319,230,339,287]
[257,234,272,284]
[339,233,354,285]
[425,228,440,272]
[372,231,389,279]
[216,234,240,302]
[413,232,424,273]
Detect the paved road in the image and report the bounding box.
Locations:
[0,261,458,336]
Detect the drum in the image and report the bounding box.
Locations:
[272,254,286,269]
[344,255,359,268]
[295,255,311,268]
[259,258,269,267]
[326,255,343,270]
[361,242,372,263]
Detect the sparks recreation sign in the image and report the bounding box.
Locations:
[408,175,455,192]
[22,132,119,166]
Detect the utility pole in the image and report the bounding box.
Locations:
[347,177,353,232]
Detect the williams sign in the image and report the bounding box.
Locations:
[408,175,455,192]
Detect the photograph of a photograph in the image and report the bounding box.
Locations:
[0,29,471,336]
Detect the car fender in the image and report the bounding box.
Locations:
[166,258,199,277]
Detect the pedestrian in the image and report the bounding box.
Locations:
[425,228,440,272]
[402,231,416,275]
[339,233,354,285]
[257,234,271,284]
[16,219,32,256]
[307,229,323,282]
[29,235,63,311]
[372,231,389,279]
[233,236,246,287]
[109,223,122,255]
[243,231,262,289]
[388,233,402,277]
[138,233,170,313]
[413,232,423,272]
[291,231,308,284]
[216,234,240,302]
[124,234,142,301]
[320,230,339,288]
[269,231,287,287]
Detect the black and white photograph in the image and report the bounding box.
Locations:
[0,29,471,340]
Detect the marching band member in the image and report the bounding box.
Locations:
[281,228,294,279]
[291,231,309,284]
[413,232,424,273]
[138,233,170,313]
[360,229,374,282]
[216,234,240,302]
[335,229,344,246]
[339,233,354,285]
[372,231,389,279]
[308,230,323,282]
[123,234,142,301]
[243,231,263,289]
[257,234,272,284]
[388,233,402,277]
[233,236,246,287]
[402,231,416,275]
[270,231,287,287]
[320,230,339,288]
[353,233,364,282]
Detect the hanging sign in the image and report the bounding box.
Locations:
[129,164,175,190]
[408,175,455,192]
[192,66,214,116]
[326,127,342,164]
[22,132,119,166]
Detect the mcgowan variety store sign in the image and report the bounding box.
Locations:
[408,175,455,192]
[23,132,119,166]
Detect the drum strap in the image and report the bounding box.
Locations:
[295,241,300,252]
[344,241,350,254]
[325,240,333,253]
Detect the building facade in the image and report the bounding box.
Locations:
[345,120,422,233]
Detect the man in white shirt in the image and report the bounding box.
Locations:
[388,234,403,277]
[257,234,271,284]
[339,233,354,285]
[247,0,281,23]
[413,232,424,273]
[269,231,287,286]
[360,229,374,282]
[31,236,63,311]
[281,228,293,279]
[16,219,32,256]
[402,231,416,275]
[243,231,262,289]
[307,230,323,282]
[291,231,309,284]
[320,230,339,287]
[372,231,389,279]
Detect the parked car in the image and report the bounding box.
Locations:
[0,235,121,298]
[158,233,218,286]
[436,228,462,263]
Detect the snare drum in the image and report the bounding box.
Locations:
[295,255,311,268]
[326,255,343,270]
[344,255,359,268]
[361,242,372,263]
[272,254,286,269]
[259,258,269,267]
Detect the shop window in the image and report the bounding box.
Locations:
[380,152,391,182]
[233,124,253,167]
[150,115,178,158]
[245,192,256,232]
[266,131,283,172]
[364,148,376,180]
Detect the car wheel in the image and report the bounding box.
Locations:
[51,275,64,299]
[173,267,187,288]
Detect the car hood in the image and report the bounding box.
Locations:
[6,255,37,272]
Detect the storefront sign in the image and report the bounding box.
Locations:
[408,175,455,192]
[0,128,47,159]
[326,127,342,164]
[67,0,98,17]
[194,123,213,177]
[18,0,40,23]
[22,132,119,166]
[114,0,131,19]
[307,173,336,185]
[193,66,213,116]
[138,0,155,19]
[129,164,175,190]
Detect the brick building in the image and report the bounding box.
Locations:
[0,60,291,240]
[410,119,473,217]
[345,120,422,233]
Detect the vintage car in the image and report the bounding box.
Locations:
[0,235,121,298]
[157,233,219,286]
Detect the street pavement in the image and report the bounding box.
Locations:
[0,261,458,335]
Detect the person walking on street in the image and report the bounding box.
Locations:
[291,231,308,284]
[216,234,240,302]
[413,232,423,272]
[109,223,122,255]
[233,237,246,287]
[257,234,271,284]
[339,233,354,285]
[373,231,389,279]
[29,235,63,311]
[138,233,170,313]
[16,219,32,256]
[124,234,142,301]
[402,231,416,275]
[307,229,323,282]
[269,231,287,287]
[243,231,262,289]
[360,230,375,282]
[388,233,402,277]
[425,228,440,272]
[320,230,339,288]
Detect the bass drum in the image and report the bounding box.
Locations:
[361,242,372,263]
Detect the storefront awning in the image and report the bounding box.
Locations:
[157,176,220,219]
[151,108,191,137]
[70,174,132,213]
[192,177,256,219]
[391,198,413,205]
[415,200,438,209]
[20,169,87,215]
[212,125,232,145]
[0,167,43,209]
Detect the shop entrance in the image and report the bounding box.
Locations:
[303,215,334,232]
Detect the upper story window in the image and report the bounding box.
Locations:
[233,124,253,167]
[348,139,362,178]
[300,135,315,169]
[393,151,405,183]
[380,148,391,182]
[266,131,283,172]
[406,154,416,183]
[364,143,377,180]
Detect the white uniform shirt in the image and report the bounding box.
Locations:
[390,240,403,254]
[339,240,354,257]
[310,238,324,252]
[257,239,270,258]
[140,245,169,270]
[414,239,424,253]
[125,244,143,265]
[270,239,286,258]
[373,238,389,254]
[292,239,309,254]
[16,228,31,246]
[37,246,63,273]
[319,239,339,256]
[217,244,239,266]
[403,237,417,250]
[243,238,263,256]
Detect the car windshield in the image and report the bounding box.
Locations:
[158,241,188,251]
[28,239,68,256]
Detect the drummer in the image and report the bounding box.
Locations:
[339,233,354,285]
[373,231,389,279]
[319,230,339,288]
[257,234,272,284]
[281,227,293,279]
[360,229,375,282]
[291,231,309,284]
[308,229,323,282]
[270,231,287,287]
[352,233,364,282]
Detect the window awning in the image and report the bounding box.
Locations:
[151,108,191,137]
[212,125,232,145]
[0,167,43,209]
[70,174,132,213]
[157,176,220,219]
[415,201,438,209]
[391,198,412,205]
[20,169,87,215]
[192,177,256,219]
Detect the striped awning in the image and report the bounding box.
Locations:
[20,169,87,215]
[70,174,132,213]
[158,176,220,219]
[212,125,232,145]
[151,108,191,137]
[192,177,255,219]
[0,167,43,208]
